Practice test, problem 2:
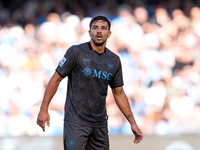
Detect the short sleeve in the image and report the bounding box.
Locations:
[56,46,77,78]
[109,58,124,89]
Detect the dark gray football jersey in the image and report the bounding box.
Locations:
[56,42,124,127]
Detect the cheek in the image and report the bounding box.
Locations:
[89,32,92,37]
[89,32,95,37]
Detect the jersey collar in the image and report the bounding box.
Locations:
[87,42,106,55]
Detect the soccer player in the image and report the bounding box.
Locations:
[37,15,143,150]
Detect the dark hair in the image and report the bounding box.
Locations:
[89,16,111,31]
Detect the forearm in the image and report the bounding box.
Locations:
[112,87,136,125]
[112,87,143,143]
[40,72,63,111]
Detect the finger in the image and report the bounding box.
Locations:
[42,121,46,132]
[134,135,143,144]
[134,139,140,144]
[36,120,39,125]
[47,120,50,127]
[133,132,142,143]
[37,119,46,132]
[37,121,45,131]
[36,119,42,128]
[47,115,50,127]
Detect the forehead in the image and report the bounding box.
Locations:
[91,20,109,27]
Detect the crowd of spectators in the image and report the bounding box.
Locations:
[1,0,200,137]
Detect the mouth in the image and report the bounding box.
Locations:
[96,34,103,40]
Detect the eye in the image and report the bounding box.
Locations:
[102,26,107,30]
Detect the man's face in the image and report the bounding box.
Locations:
[89,20,111,46]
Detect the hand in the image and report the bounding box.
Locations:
[131,124,143,144]
[36,109,50,132]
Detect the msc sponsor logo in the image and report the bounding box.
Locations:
[93,69,112,80]
[82,66,92,77]
[82,66,112,80]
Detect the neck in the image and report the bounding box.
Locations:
[90,40,106,54]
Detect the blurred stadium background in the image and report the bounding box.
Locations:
[1,0,200,149]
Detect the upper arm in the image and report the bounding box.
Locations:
[56,46,77,78]
[108,56,124,88]
[112,86,124,96]
[51,71,63,84]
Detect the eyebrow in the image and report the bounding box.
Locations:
[92,25,108,29]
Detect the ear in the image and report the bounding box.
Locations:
[88,30,91,37]
[108,31,111,38]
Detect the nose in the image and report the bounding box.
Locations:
[97,28,101,32]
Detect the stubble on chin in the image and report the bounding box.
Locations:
[92,38,106,46]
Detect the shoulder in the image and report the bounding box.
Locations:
[106,47,120,60]
[71,42,88,50]
[67,42,88,54]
